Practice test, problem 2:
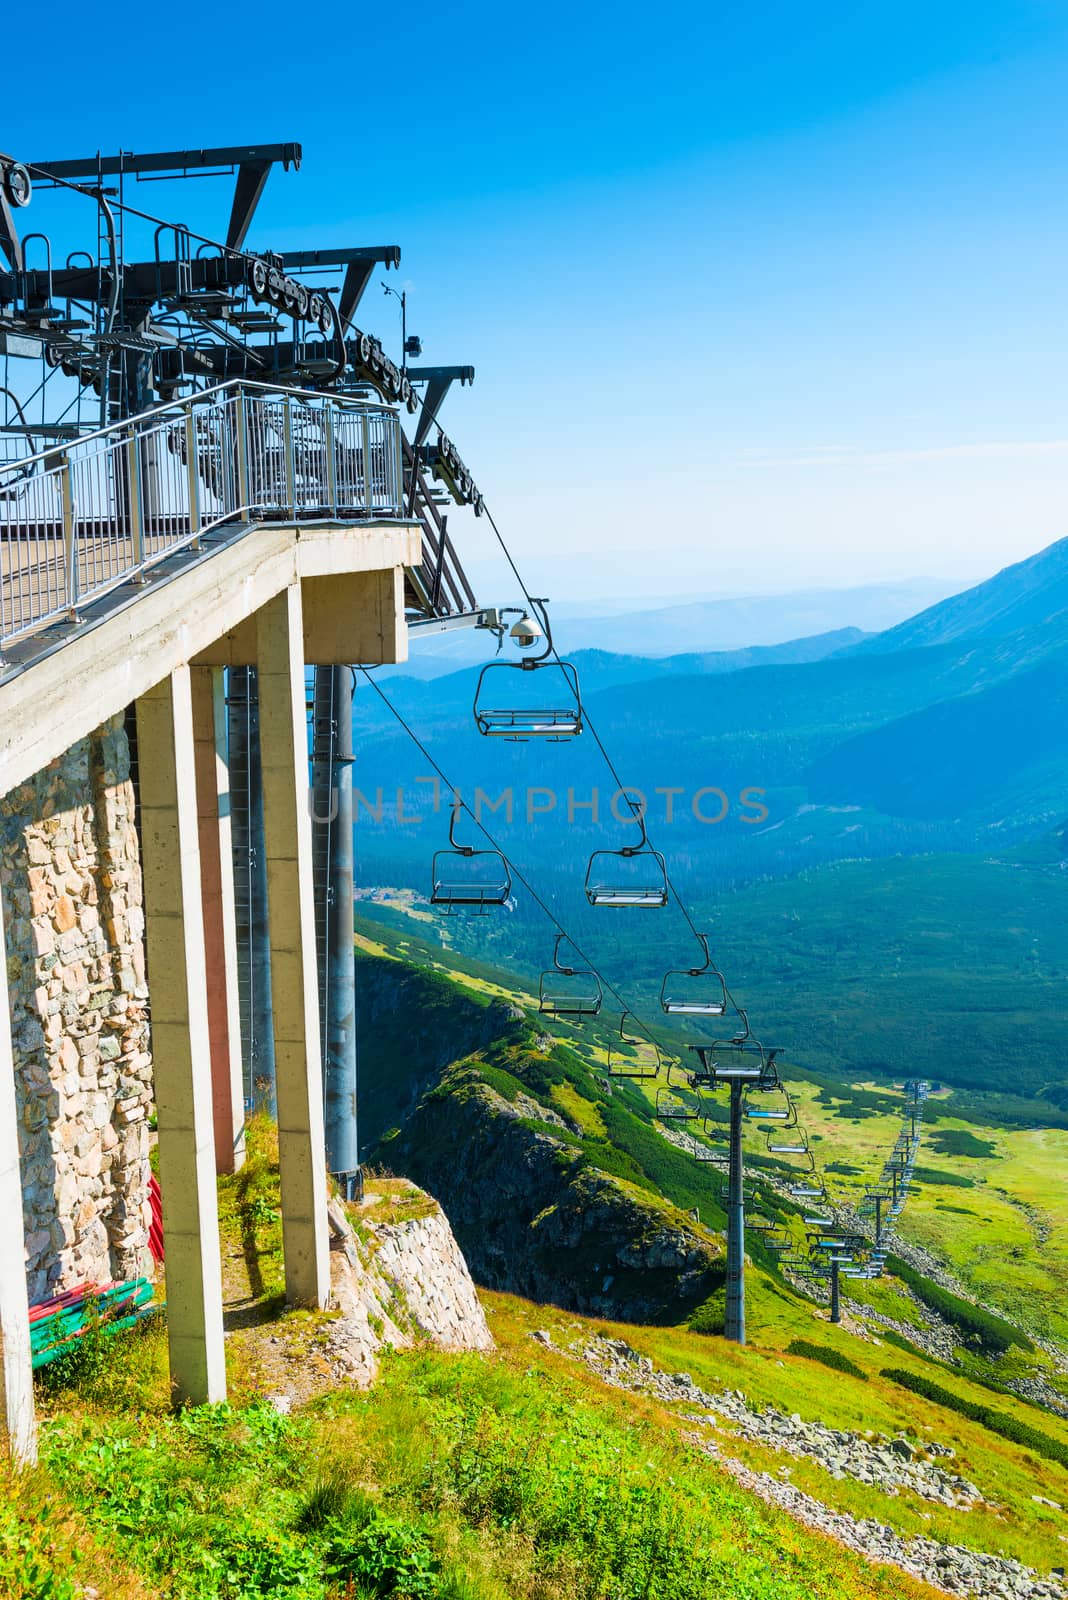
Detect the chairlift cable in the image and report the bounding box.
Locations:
[479,498,746,1003]
[357,666,664,1048]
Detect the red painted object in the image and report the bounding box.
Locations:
[148,1173,164,1263]
[28,1283,92,1323]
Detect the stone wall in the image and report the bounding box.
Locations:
[0,713,153,1303]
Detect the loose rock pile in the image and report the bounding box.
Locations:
[707,1449,1065,1600]
[1002,1374,1068,1423]
[574,1334,980,1507]
[534,1331,1066,1600]
[853,1301,959,1364]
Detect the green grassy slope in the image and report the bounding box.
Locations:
[355,914,1068,1343]
[14,1111,1068,1600]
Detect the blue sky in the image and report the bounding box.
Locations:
[7,2,1068,603]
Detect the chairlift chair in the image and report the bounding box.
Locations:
[607,1012,662,1079]
[473,600,583,740]
[765,1128,811,1159]
[538,935,603,1020]
[585,800,669,908]
[788,1179,825,1200]
[744,1086,797,1125]
[660,934,728,1016]
[430,804,511,913]
[655,1083,703,1122]
[693,1121,729,1163]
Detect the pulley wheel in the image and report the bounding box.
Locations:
[250,257,269,298]
[4,163,31,208]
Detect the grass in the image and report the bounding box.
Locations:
[15,1107,1068,1598]
[15,1291,952,1600]
[21,1334,947,1600]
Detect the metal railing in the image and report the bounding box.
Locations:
[0,380,405,657]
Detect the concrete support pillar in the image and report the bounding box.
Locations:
[0,902,36,1464]
[137,667,226,1404]
[255,586,329,1308]
[192,666,245,1175]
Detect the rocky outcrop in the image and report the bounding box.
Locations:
[0,714,152,1302]
[388,1065,725,1322]
[322,1186,492,1388]
[368,1202,494,1353]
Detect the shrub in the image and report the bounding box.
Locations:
[885,1256,1031,1353]
[324,1511,438,1598]
[688,1288,726,1336]
[881,1369,1068,1471]
[785,1339,867,1380]
[927,1129,996,1159]
[912,1165,975,1188]
[34,1300,111,1398]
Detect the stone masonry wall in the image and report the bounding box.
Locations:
[0,713,153,1303]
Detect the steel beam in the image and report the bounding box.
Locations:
[28,145,302,182]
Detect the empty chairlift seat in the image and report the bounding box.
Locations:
[607,1012,662,1079]
[744,1086,797,1126]
[585,804,669,908]
[473,658,583,740]
[765,1126,813,1163]
[431,804,511,913]
[660,934,728,1015]
[655,1063,706,1119]
[538,936,603,1020]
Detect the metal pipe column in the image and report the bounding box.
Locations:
[725,1079,746,1344]
[830,1258,841,1324]
[310,666,359,1191]
[228,667,276,1111]
[874,1194,883,1250]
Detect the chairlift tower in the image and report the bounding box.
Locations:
[690,1042,783,1344]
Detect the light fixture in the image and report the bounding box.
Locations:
[510,612,543,648]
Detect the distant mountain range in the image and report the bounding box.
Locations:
[351,536,1068,1108]
[849,536,1068,654]
[393,576,960,679]
[351,536,1068,907]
